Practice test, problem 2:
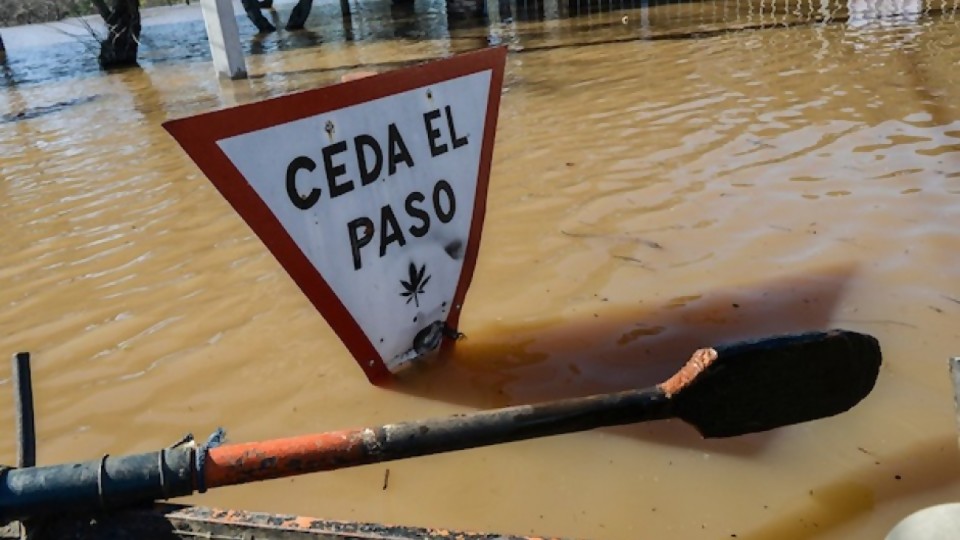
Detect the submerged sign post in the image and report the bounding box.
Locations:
[164,47,507,383]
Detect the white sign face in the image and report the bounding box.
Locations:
[218,71,489,370]
[164,48,506,383]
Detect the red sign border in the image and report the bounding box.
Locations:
[163,47,507,384]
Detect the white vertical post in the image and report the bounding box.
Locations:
[543,0,559,19]
[200,0,248,80]
[640,0,650,38]
[485,0,500,24]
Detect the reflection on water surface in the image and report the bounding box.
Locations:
[2,0,960,539]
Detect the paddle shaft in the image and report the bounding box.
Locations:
[0,330,880,521]
[205,386,672,488]
[0,387,672,521]
[205,329,881,485]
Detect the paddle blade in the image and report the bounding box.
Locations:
[668,330,881,438]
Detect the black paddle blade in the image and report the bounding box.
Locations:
[670,330,881,438]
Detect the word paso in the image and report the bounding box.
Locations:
[285,106,468,270]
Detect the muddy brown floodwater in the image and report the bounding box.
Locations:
[2,0,960,537]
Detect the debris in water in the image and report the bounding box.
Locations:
[612,255,655,271]
[1,95,100,124]
[560,229,664,250]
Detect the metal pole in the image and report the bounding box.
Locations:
[1,448,195,522]
[12,353,35,469]
[950,357,960,449]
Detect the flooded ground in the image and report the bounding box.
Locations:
[2,0,960,537]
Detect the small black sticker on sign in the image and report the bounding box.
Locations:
[400,262,431,308]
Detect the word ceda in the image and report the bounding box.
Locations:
[284,106,467,271]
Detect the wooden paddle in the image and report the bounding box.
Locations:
[0,329,881,521]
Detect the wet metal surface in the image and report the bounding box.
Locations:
[2,0,960,538]
[11,503,552,539]
[0,446,195,521]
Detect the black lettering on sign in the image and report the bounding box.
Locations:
[444,105,468,149]
[322,140,354,198]
[387,123,415,175]
[347,217,374,270]
[380,204,407,257]
[433,179,456,223]
[405,191,430,237]
[355,134,383,186]
[423,109,447,157]
[286,156,320,210]
[345,179,458,272]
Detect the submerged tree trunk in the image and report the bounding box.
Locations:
[93,0,142,69]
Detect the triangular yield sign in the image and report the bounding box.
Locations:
[164,47,507,384]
